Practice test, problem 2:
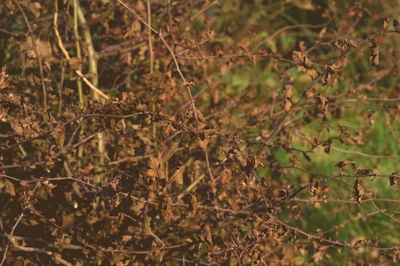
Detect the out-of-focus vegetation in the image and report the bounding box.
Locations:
[1,0,400,264]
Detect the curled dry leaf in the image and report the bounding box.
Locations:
[147,156,165,179]
[354,167,374,176]
[0,66,9,90]
[170,165,185,185]
[393,17,400,32]
[292,50,312,67]
[389,173,400,186]
[383,16,390,31]
[196,135,208,153]
[4,180,16,196]
[369,37,379,67]
[335,160,356,170]
[352,178,364,203]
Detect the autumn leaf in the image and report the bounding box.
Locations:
[352,178,364,203]
[383,16,390,31]
[147,156,165,179]
[122,235,132,243]
[284,98,292,112]
[11,119,24,136]
[162,141,180,163]
[169,165,185,185]
[4,180,16,196]
[335,160,356,169]
[196,135,208,152]
[369,37,379,67]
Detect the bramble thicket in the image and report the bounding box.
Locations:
[1,0,400,265]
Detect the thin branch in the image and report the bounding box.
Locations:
[13,0,47,111]
[191,0,219,21]
[331,145,400,159]
[74,70,110,100]
[251,18,332,53]
[117,0,199,125]
[370,200,400,224]
[146,0,154,74]
[0,213,24,266]
[177,174,205,200]
[290,198,400,204]
[319,210,382,235]
[53,1,110,100]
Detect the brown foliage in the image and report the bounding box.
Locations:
[1,0,400,265]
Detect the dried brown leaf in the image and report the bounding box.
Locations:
[170,165,185,185]
[4,180,16,196]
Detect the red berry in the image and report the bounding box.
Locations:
[348,9,357,17]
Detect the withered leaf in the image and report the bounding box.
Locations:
[369,37,379,67]
[162,123,175,138]
[393,18,400,32]
[390,172,399,186]
[354,167,373,176]
[312,251,324,262]
[196,136,208,152]
[335,160,356,169]
[383,16,390,31]
[220,64,229,76]
[189,194,198,217]
[284,84,293,98]
[203,223,213,245]
[170,165,185,185]
[122,235,132,243]
[220,167,232,184]
[147,156,165,179]
[334,38,357,51]
[352,178,363,203]
[302,152,311,162]
[306,68,319,79]
[68,57,82,71]
[52,125,65,147]
[4,180,16,196]
[0,66,9,90]
[292,50,312,67]
[284,98,292,112]
[11,119,24,136]
[162,141,179,163]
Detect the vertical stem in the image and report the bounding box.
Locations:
[76,1,106,182]
[76,4,99,100]
[0,213,24,266]
[147,0,154,75]
[73,0,84,105]
[147,0,157,138]
[13,0,47,112]
[73,0,85,160]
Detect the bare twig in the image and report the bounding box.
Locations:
[370,200,400,224]
[191,0,219,21]
[74,70,110,100]
[251,19,332,53]
[117,0,199,125]
[13,0,47,111]
[0,213,24,266]
[72,0,84,105]
[146,0,154,74]
[177,174,205,200]
[53,1,110,100]
[331,145,400,159]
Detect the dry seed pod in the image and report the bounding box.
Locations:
[368,37,379,67]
